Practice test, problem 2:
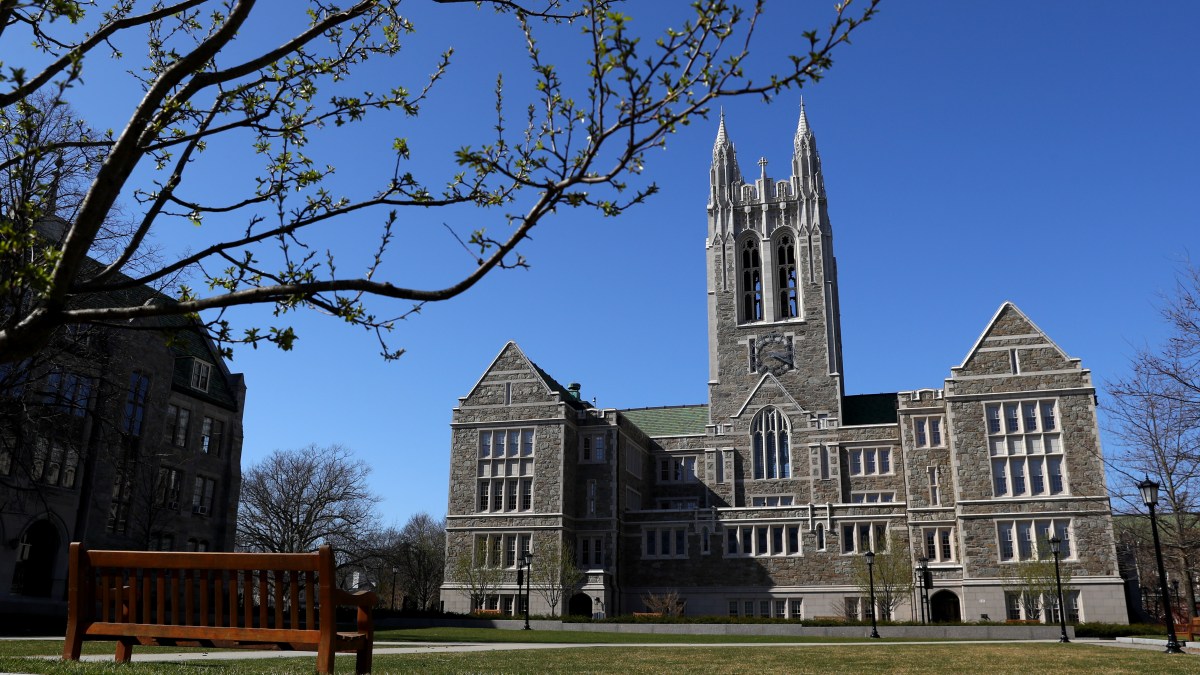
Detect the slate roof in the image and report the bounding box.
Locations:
[529,359,590,411]
[842,393,899,426]
[620,405,709,437]
[72,246,241,410]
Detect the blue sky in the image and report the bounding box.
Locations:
[34,1,1200,526]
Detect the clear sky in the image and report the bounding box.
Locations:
[31,1,1200,527]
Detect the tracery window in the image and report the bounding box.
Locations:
[741,238,763,322]
[751,407,790,480]
[776,235,799,318]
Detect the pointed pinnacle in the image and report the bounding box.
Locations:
[796,98,812,141]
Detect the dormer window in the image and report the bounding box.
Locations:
[190,359,212,392]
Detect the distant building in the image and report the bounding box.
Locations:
[440,105,1128,623]
[0,261,245,619]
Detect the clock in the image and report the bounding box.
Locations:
[756,333,793,376]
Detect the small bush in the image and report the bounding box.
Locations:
[1073,622,1167,639]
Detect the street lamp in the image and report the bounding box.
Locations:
[1047,535,1070,643]
[520,551,533,630]
[917,556,930,625]
[1138,476,1184,654]
[865,550,880,639]
[391,567,400,611]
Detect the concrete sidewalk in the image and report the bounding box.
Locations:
[40,637,1198,665]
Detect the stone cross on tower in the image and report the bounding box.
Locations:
[757,156,768,183]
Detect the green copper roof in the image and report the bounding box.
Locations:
[620,405,709,437]
[842,393,898,426]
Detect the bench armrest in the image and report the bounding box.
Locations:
[333,588,377,637]
[333,588,378,607]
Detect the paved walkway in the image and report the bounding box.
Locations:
[24,637,1195,665]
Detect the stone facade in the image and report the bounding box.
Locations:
[440,105,1128,624]
[0,301,246,620]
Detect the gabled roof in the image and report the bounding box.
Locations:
[733,372,806,419]
[954,301,1079,372]
[461,341,590,410]
[620,405,708,438]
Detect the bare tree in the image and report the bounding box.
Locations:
[0,0,878,363]
[850,551,912,621]
[236,444,381,558]
[1142,264,1200,404]
[1000,554,1073,623]
[529,535,584,617]
[395,512,446,611]
[1106,264,1200,619]
[452,546,506,613]
[639,590,684,617]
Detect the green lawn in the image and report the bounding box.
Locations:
[375,626,927,643]
[0,638,1194,674]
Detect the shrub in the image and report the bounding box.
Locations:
[1073,622,1167,639]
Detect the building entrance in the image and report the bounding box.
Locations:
[930,590,961,623]
[10,520,59,597]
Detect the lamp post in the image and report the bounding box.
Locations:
[520,551,533,630]
[390,567,399,611]
[917,556,930,625]
[1047,535,1070,643]
[1138,476,1184,654]
[865,550,880,639]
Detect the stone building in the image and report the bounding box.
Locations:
[0,279,246,621]
[440,105,1128,623]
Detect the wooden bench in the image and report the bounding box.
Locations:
[62,543,376,674]
[1182,617,1200,641]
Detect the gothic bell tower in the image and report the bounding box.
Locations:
[705,102,845,426]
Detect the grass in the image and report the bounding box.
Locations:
[0,635,1195,674]
[374,626,925,644]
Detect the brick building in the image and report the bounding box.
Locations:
[440,105,1128,623]
[0,273,246,620]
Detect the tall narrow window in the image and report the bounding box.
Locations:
[200,417,224,455]
[123,372,150,436]
[928,466,941,505]
[751,407,790,479]
[165,405,190,448]
[776,235,799,319]
[741,238,763,322]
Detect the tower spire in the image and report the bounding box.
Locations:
[792,98,823,196]
[713,107,731,158]
[710,108,741,194]
[796,97,812,142]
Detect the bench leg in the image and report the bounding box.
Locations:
[356,643,372,674]
[316,645,335,674]
[114,637,135,663]
[62,625,83,661]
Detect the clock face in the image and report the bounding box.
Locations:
[756,333,793,376]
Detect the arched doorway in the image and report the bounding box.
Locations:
[567,593,592,617]
[10,520,60,597]
[929,590,961,623]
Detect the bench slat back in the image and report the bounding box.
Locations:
[75,546,332,634]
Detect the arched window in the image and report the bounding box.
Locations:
[751,407,790,479]
[741,238,762,322]
[776,235,799,318]
[815,523,826,551]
